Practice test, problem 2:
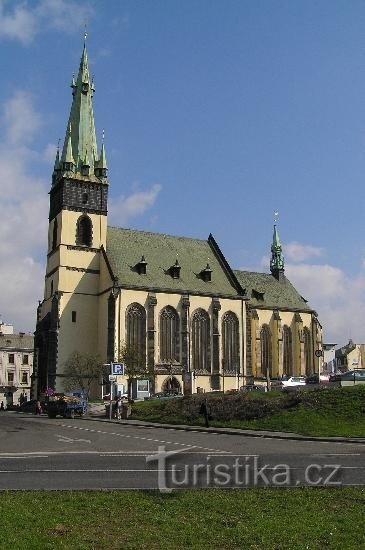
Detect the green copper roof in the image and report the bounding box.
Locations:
[234,270,312,311]
[106,227,240,296]
[58,40,107,182]
[270,224,284,273]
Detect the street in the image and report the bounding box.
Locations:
[0,411,364,490]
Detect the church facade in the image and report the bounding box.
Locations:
[34,42,322,397]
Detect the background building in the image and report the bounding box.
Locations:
[34,41,322,397]
[335,340,365,372]
[0,321,34,408]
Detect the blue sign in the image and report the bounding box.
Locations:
[111,363,125,375]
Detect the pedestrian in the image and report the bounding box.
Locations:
[0,401,4,411]
[35,400,42,415]
[199,399,210,428]
[115,396,122,420]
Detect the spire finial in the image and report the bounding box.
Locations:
[57,138,60,153]
[84,22,88,44]
[274,210,279,224]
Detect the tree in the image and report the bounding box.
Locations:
[118,343,148,400]
[63,351,104,397]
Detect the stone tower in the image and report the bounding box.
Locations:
[34,38,108,394]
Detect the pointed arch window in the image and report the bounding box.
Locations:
[260,325,272,378]
[52,218,58,250]
[159,306,180,363]
[192,309,211,372]
[126,303,146,367]
[282,326,293,376]
[222,311,240,373]
[76,215,92,247]
[304,328,312,376]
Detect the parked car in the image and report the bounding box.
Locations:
[306,374,319,385]
[150,391,182,399]
[338,369,365,386]
[240,384,267,392]
[281,376,306,387]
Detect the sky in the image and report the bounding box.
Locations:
[1,0,365,345]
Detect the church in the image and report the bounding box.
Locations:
[34,41,322,397]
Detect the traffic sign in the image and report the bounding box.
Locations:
[315,349,323,358]
[109,375,117,381]
[111,362,125,375]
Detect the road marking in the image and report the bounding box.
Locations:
[61,424,231,454]
[0,469,181,473]
[311,454,361,457]
[0,456,49,459]
[55,434,91,444]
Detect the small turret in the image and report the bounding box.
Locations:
[270,224,285,281]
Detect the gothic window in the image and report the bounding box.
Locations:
[260,325,272,378]
[304,328,312,376]
[76,215,92,247]
[282,326,293,376]
[192,309,211,372]
[159,306,180,363]
[52,218,58,250]
[222,311,240,372]
[126,303,146,366]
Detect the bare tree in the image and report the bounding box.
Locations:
[63,351,104,398]
[118,343,148,400]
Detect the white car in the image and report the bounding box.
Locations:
[281,376,306,387]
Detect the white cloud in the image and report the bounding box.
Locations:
[3,90,42,145]
[109,184,162,226]
[36,0,93,34]
[284,241,324,262]
[286,262,365,345]
[0,0,37,44]
[0,0,93,45]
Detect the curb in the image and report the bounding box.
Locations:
[85,415,365,445]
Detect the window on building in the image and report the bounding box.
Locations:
[192,309,211,372]
[21,372,28,384]
[52,217,58,250]
[126,303,146,368]
[82,193,88,204]
[8,353,14,364]
[72,311,77,323]
[23,354,29,365]
[76,215,92,247]
[282,326,293,376]
[50,280,54,296]
[159,306,180,363]
[7,371,14,384]
[304,328,312,376]
[260,325,272,378]
[222,311,240,372]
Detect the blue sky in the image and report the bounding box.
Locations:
[1,0,365,345]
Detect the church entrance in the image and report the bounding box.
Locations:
[162,376,181,394]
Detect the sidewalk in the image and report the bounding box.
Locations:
[86,404,365,444]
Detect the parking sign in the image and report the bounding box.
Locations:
[111,362,125,375]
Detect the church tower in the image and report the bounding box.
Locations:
[34,38,108,394]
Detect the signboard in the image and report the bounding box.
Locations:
[315,350,323,358]
[111,363,125,375]
[109,375,117,382]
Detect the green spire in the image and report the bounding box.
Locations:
[60,39,106,181]
[270,224,285,280]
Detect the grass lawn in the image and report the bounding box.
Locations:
[130,386,365,437]
[1,488,365,549]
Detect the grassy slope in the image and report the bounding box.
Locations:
[1,489,365,549]
[130,386,365,437]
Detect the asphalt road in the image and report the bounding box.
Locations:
[1,412,364,490]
